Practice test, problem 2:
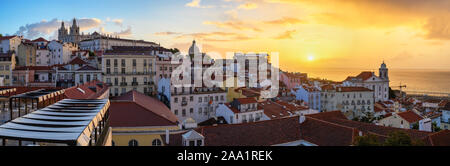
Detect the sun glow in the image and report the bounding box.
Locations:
[307,54,315,61]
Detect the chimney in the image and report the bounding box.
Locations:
[165,129,170,145]
[299,115,306,124]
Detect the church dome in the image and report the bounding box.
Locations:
[188,40,200,55]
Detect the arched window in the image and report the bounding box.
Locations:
[128,139,139,146]
[152,139,162,146]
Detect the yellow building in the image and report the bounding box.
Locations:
[17,42,36,67]
[109,90,181,146]
[102,49,157,97]
[0,52,16,86]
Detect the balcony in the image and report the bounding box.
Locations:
[104,72,155,76]
[132,82,139,86]
[120,82,128,86]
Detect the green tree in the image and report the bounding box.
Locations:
[89,51,96,57]
[0,34,3,37]
[432,122,441,132]
[412,123,419,130]
[383,131,424,146]
[169,48,180,54]
[354,134,382,146]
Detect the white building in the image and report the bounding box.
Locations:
[216,98,264,124]
[79,37,159,51]
[343,62,390,102]
[56,57,102,88]
[320,85,375,119]
[47,40,78,65]
[0,36,22,53]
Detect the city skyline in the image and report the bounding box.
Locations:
[1,0,450,72]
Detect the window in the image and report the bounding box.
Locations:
[196,140,203,146]
[174,110,178,115]
[128,139,139,146]
[133,59,137,67]
[190,108,194,114]
[199,97,202,102]
[152,139,162,146]
[182,109,186,117]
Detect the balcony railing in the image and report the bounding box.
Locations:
[132,82,139,86]
[181,101,188,106]
[104,72,155,76]
[120,82,128,86]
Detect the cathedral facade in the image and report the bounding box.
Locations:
[58,18,102,44]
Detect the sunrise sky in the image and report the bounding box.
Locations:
[1,0,450,72]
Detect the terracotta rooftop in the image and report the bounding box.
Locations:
[196,116,302,146]
[68,57,88,65]
[14,66,54,71]
[0,36,18,41]
[235,97,258,104]
[31,37,48,42]
[110,90,179,127]
[397,111,423,123]
[64,80,109,99]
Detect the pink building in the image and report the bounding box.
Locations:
[280,72,307,90]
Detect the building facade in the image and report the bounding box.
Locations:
[47,40,78,65]
[293,84,321,112]
[17,42,36,67]
[320,86,374,119]
[0,36,22,54]
[343,62,390,102]
[79,37,159,51]
[102,50,156,97]
[0,52,15,86]
[215,98,264,124]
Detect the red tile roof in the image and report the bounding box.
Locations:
[0,36,18,41]
[64,80,109,99]
[428,130,450,146]
[77,65,98,71]
[14,66,54,71]
[68,57,88,65]
[235,97,257,104]
[356,72,375,81]
[300,117,358,146]
[397,111,423,123]
[31,37,48,42]
[110,90,179,127]
[196,116,302,146]
[306,111,348,120]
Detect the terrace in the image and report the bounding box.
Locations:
[0,99,111,146]
[1,89,65,123]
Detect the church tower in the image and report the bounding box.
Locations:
[379,61,388,80]
[70,18,80,35]
[58,21,68,41]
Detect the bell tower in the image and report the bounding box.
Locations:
[70,18,80,35]
[379,61,388,80]
[58,21,68,41]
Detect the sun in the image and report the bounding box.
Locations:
[307,54,315,61]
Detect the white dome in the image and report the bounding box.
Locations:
[188,40,200,55]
